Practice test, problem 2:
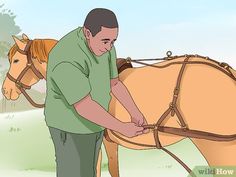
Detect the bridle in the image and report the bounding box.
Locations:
[105,52,236,177]
[6,40,45,108]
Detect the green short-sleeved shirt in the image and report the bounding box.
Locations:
[44,27,118,134]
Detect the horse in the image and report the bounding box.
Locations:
[106,55,236,177]
[2,34,236,177]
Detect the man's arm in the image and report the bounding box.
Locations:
[73,94,123,132]
[73,94,144,137]
[110,77,149,131]
[110,77,141,116]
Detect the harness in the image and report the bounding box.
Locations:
[105,52,236,177]
[6,40,45,108]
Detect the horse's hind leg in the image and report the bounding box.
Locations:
[103,136,120,177]
[191,139,236,165]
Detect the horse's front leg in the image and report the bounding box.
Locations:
[103,136,120,177]
[96,149,102,177]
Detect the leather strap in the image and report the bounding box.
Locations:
[19,87,45,108]
[109,128,196,176]
[158,126,236,141]
[129,60,236,82]
[153,56,190,150]
[6,72,31,89]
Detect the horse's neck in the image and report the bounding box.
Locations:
[32,58,47,79]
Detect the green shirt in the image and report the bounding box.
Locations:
[44,27,118,134]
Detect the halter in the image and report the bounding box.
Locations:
[6,40,45,108]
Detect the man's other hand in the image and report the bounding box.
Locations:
[131,113,150,134]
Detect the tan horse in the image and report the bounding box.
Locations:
[2,34,236,177]
[106,56,236,177]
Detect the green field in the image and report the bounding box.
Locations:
[0,109,208,177]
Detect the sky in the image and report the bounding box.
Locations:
[1,0,236,68]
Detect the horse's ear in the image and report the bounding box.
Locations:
[12,35,26,51]
[22,33,29,40]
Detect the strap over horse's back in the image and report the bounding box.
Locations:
[116,55,236,81]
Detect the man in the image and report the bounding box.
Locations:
[44,8,148,177]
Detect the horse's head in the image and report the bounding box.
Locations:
[2,34,43,100]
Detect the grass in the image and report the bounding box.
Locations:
[0,109,208,177]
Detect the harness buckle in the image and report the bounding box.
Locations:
[220,62,231,69]
[174,88,179,95]
[154,125,158,130]
[181,125,189,131]
[126,57,132,63]
[169,102,175,108]
[166,51,172,58]
[15,80,22,88]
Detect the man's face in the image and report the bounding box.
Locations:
[83,26,118,56]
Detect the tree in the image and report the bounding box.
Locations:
[0,4,21,58]
[0,4,21,112]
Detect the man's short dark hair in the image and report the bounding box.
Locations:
[84,8,118,37]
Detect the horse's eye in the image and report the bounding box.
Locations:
[13,59,19,63]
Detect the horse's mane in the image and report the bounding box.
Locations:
[8,38,58,63]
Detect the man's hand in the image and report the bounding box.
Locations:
[119,122,144,138]
[131,112,150,134]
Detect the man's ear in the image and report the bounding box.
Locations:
[83,27,92,40]
[12,35,27,51]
